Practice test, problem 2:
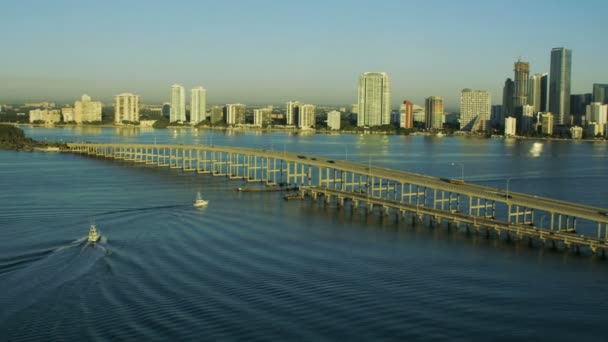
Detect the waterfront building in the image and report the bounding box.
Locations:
[570,126,583,139]
[593,84,608,104]
[162,103,171,118]
[571,94,593,125]
[286,101,302,126]
[399,101,414,129]
[226,104,246,125]
[491,105,503,126]
[29,109,61,124]
[413,105,425,123]
[74,94,102,123]
[327,110,341,130]
[170,84,186,122]
[460,89,491,131]
[190,87,206,125]
[357,72,391,127]
[528,73,544,113]
[253,106,273,127]
[61,107,74,122]
[114,93,140,124]
[539,112,554,135]
[299,104,316,129]
[586,102,607,135]
[549,47,572,125]
[585,122,601,138]
[425,96,444,129]
[521,105,534,133]
[502,78,514,118]
[210,105,224,124]
[505,117,517,136]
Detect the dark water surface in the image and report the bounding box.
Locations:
[1,126,607,340]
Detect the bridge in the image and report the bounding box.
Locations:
[65,142,608,255]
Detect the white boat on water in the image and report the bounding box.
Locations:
[88,224,100,243]
[193,191,209,208]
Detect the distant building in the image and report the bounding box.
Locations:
[513,60,529,108]
[505,117,517,136]
[350,104,359,114]
[540,74,549,112]
[460,89,491,131]
[539,112,554,135]
[570,94,592,125]
[528,73,544,113]
[502,78,514,118]
[29,109,61,124]
[425,96,444,129]
[491,105,503,125]
[586,102,607,136]
[399,101,414,129]
[357,72,391,127]
[593,83,608,104]
[286,101,301,126]
[299,104,316,129]
[162,103,171,118]
[253,106,272,127]
[585,122,601,138]
[170,84,186,122]
[25,102,55,109]
[226,104,246,125]
[570,126,583,139]
[327,110,341,130]
[190,87,206,125]
[114,93,140,124]
[61,107,75,122]
[521,105,535,133]
[549,47,572,125]
[210,106,224,124]
[74,94,102,123]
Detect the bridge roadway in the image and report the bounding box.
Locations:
[65,142,608,245]
[303,186,607,253]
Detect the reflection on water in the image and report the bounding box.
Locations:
[114,127,139,136]
[74,126,103,135]
[530,142,543,157]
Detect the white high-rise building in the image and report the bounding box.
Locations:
[357,72,391,127]
[170,84,186,122]
[327,110,341,130]
[74,94,102,123]
[253,106,272,127]
[299,104,316,129]
[190,87,206,124]
[460,89,491,131]
[528,73,543,113]
[114,93,140,124]
[226,104,246,125]
[505,117,517,136]
[286,101,302,126]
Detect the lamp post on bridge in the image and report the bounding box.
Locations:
[450,162,464,182]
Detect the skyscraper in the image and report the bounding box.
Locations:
[540,73,549,112]
[74,94,102,123]
[570,93,592,125]
[502,78,514,118]
[425,96,444,129]
[528,73,544,113]
[399,100,414,129]
[114,93,140,124]
[190,87,206,124]
[593,83,608,104]
[357,72,391,127]
[226,104,246,125]
[549,47,572,125]
[286,101,301,126]
[253,106,273,127]
[170,84,186,122]
[513,60,529,108]
[460,89,491,131]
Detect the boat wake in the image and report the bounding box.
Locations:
[0,236,108,322]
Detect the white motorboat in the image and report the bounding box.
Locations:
[193,191,208,208]
[88,224,100,243]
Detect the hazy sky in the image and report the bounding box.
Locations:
[2,0,607,110]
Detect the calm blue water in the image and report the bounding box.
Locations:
[1,126,608,340]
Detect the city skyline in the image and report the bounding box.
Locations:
[2,1,608,110]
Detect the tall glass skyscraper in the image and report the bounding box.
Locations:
[593,83,608,104]
[357,72,391,127]
[549,47,572,125]
[513,61,529,108]
[190,87,207,124]
[170,84,186,122]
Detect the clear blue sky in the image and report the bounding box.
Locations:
[1,0,607,110]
